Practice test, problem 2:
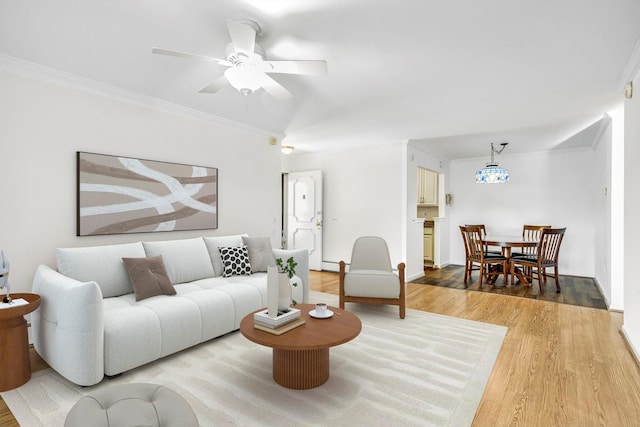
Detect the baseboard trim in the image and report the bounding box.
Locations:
[620,326,640,369]
[408,272,425,282]
[592,277,613,310]
[322,261,340,272]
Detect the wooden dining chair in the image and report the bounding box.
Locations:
[513,225,551,256]
[465,224,501,255]
[460,226,480,284]
[511,225,551,277]
[460,225,508,288]
[510,227,566,294]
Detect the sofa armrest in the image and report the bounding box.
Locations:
[273,248,309,303]
[31,264,105,386]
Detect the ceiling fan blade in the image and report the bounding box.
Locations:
[259,73,293,101]
[266,60,328,76]
[226,20,256,55]
[151,47,230,66]
[199,75,229,93]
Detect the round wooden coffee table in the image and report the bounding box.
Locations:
[0,293,41,391]
[240,304,361,389]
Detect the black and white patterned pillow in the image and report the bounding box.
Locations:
[219,246,252,278]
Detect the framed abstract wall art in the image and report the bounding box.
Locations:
[77,152,218,236]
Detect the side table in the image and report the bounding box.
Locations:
[0,293,41,391]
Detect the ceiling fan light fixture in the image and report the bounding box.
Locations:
[152,18,327,101]
[224,66,263,95]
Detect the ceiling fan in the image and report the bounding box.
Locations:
[152,19,328,101]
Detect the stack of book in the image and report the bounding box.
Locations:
[253,307,305,335]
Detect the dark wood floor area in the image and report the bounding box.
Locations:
[413,265,607,310]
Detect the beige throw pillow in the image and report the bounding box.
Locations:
[242,236,277,273]
[122,255,176,301]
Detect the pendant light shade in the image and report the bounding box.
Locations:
[476,143,509,184]
[475,164,509,183]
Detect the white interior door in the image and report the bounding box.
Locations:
[287,170,323,270]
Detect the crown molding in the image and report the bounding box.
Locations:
[618,36,640,90]
[0,54,284,138]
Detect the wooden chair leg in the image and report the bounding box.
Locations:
[398,264,406,319]
[554,266,561,293]
[478,264,484,288]
[464,260,469,284]
[339,261,346,309]
[511,262,515,285]
[537,267,544,294]
[503,261,508,285]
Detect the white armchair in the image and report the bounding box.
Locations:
[339,236,406,319]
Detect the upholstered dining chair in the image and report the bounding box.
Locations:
[511,227,566,294]
[339,236,406,319]
[460,225,508,288]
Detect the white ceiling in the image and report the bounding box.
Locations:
[1,0,639,159]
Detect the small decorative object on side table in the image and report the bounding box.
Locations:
[0,250,11,303]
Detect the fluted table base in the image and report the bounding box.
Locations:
[240,305,361,391]
[273,348,329,389]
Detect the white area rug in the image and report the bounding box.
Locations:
[2,292,507,426]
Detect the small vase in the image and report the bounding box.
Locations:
[278,273,292,312]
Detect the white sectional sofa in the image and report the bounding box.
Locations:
[31,235,308,386]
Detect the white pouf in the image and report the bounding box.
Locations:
[64,383,198,427]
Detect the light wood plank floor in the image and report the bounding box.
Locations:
[3,270,639,426]
[311,270,640,426]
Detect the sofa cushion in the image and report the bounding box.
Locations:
[219,246,252,278]
[242,236,276,272]
[122,256,176,301]
[143,238,214,284]
[57,242,146,298]
[203,234,248,277]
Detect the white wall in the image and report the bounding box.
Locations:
[448,149,596,277]
[623,72,640,358]
[0,70,282,292]
[592,118,614,306]
[285,143,409,274]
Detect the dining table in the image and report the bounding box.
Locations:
[483,235,538,287]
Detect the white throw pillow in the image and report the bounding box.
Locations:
[57,242,146,298]
[143,238,214,284]
[203,234,248,276]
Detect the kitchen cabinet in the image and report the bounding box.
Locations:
[417,168,438,206]
[424,226,434,262]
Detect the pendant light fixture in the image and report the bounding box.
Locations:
[475,142,509,184]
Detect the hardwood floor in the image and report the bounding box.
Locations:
[311,270,640,426]
[414,265,608,310]
[3,270,639,426]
